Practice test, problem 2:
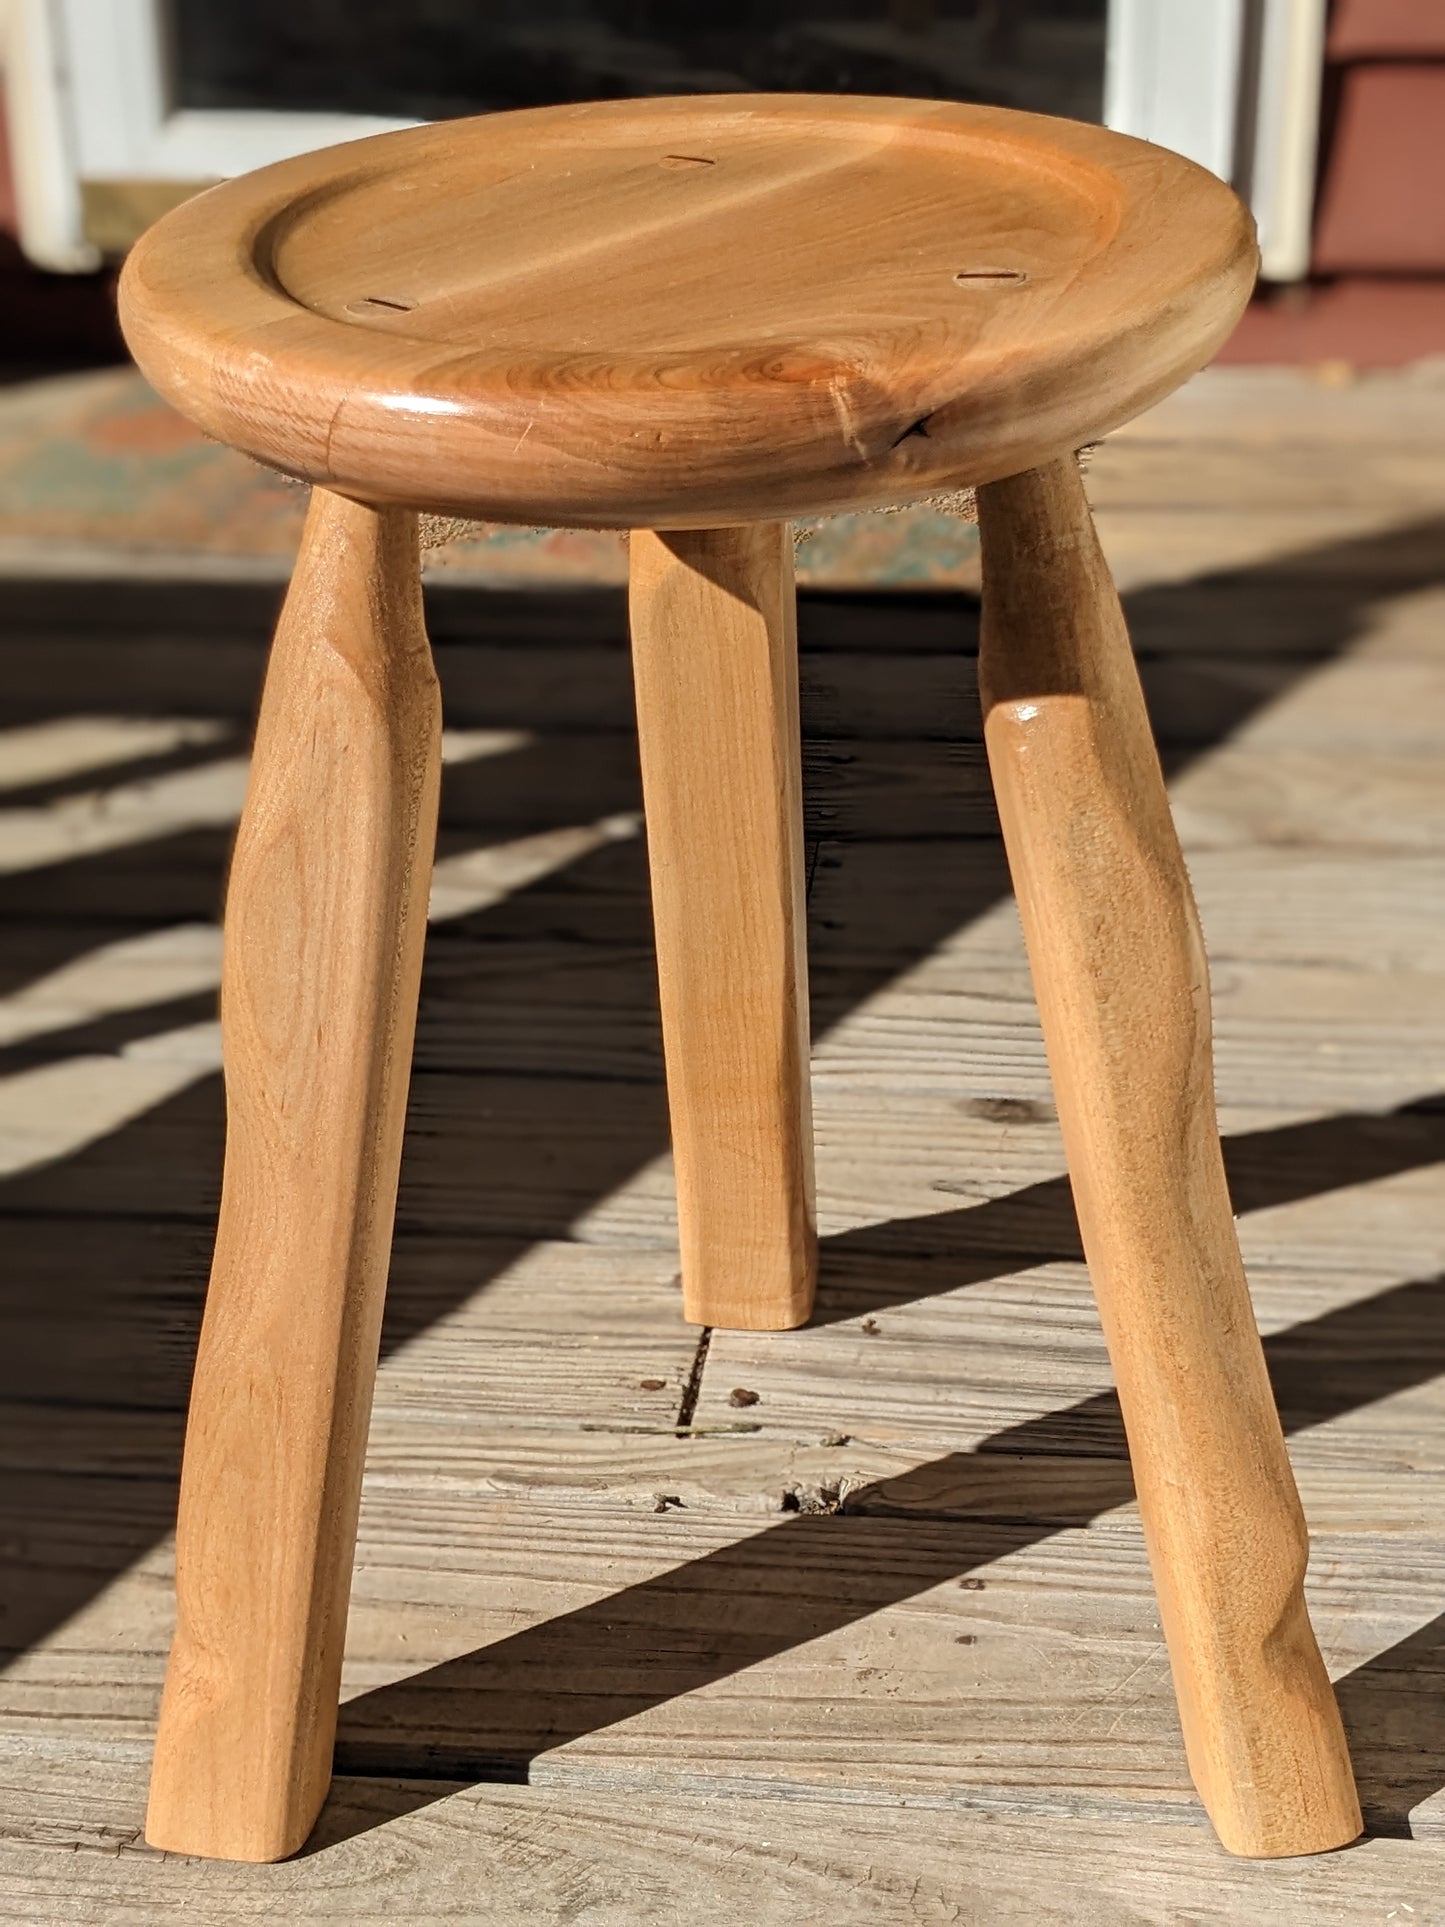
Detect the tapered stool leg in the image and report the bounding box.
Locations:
[629,524,816,1330]
[145,490,442,1861]
[976,457,1361,1858]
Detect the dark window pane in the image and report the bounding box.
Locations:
[169,2,1107,125]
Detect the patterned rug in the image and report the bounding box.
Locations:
[0,366,981,589]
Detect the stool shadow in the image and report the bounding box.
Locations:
[0,515,1443,1844]
[327,1260,1445,1839]
[811,1098,1445,1325]
[1336,1615,1445,1838]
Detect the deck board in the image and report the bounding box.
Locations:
[4,1755,1445,1926]
[2,364,1445,1920]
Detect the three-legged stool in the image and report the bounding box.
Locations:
[119,93,1363,1863]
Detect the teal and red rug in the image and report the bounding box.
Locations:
[0,366,981,589]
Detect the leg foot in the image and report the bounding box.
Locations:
[145,490,441,1861]
[629,523,816,1330]
[977,457,1361,1858]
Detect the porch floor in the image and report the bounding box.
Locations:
[3,364,1445,1922]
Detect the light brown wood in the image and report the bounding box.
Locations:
[974,455,1363,1858]
[89,106,1429,1866]
[143,488,441,1862]
[117,95,1256,529]
[629,524,816,1329]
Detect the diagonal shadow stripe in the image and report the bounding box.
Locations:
[810,1099,1445,1327]
[329,1268,1445,1835]
[0,513,1442,1851]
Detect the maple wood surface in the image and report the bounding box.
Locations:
[108,87,1332,1871]
[630,524,816,1330]
[142,490,442,1862]
[118,95,1256,529]
[976,457,1361,1858]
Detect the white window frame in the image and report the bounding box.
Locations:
[7,0,1324,280]
[4,0,415,269]
[1246,0,1330,282]
[1105,0,1328,282]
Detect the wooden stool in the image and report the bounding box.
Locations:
[119,95,1363,1865]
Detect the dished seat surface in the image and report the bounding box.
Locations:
[119,95,1257,529]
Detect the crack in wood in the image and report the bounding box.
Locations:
[674,1323,712,1432]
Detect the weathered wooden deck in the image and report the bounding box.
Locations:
[2,365,1445,1922]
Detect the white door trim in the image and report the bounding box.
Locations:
[1248,0,1329,281]
[1105,0,1247,182]
[56,0,415,181]
[1105,0,1327,282]
[3,0,415,266]
[7,0,1325,281]
[2,0,100,270]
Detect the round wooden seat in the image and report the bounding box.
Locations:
[119,94,1256,529]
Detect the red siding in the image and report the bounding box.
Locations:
[1328,0,1445,59]
[1314,64,1445,272]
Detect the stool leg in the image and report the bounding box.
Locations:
[145,490,441,1861]
[629,525,816,1330]
[976,458,1361,1858]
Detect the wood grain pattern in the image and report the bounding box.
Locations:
[4,362,1445,1911]
[143,490,441,1862]
[629,525,816,1328]
[12,1757,1445,1926]
[117,95,1257,529]
[975,456,1362,1858]
[8,1440,1445,1830]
